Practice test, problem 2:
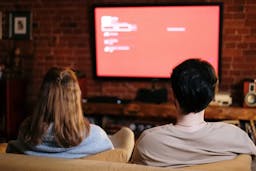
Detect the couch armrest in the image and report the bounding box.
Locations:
[84,127,135,162]
[0,143,7,153]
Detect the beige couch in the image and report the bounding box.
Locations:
[0,127,252,171]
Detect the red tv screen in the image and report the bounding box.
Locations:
[92,4,222,79]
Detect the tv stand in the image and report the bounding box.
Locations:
[83,102,256,120]
[85,96,126,104]
[83,102,256,137]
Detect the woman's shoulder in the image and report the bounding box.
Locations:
[89,124,105,132]
[81,124,113,149]
[88,124,109,138]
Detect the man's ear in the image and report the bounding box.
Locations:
[174,99,182,115]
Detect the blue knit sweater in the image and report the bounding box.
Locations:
[6,124,114,158]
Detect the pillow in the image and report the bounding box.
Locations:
[83,127,135,163]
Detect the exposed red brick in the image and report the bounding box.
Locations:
[225,43,236,48]
[226,5,244,13]
[249,43,256,48]
[243,50,256,57]
[223,28,236,34]
[237,43,248,49]
[223,35,242,41]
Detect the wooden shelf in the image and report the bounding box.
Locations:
[205,105,256,120]
[83,102,256,121]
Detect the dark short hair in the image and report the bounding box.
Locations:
[170,59,217,114]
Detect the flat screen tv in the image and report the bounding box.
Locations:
[91,3,222,79]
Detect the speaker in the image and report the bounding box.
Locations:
[243,80,256,107]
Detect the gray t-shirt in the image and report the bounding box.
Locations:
[131,122,256,167]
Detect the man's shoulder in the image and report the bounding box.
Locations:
[208,121,247,137]
[210,121,241,130]
[139,124,172,140]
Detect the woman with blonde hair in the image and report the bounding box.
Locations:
[7,67,113,158]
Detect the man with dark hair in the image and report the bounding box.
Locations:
[171,59,217,114]
[131,59,256,167]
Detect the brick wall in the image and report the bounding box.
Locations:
[0,0,255,106]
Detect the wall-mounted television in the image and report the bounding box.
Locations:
[91,3,223,79]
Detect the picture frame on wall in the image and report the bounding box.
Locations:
[9,11,31,40]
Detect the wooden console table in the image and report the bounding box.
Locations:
[83,102,256,138]
[83,102,256,121]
